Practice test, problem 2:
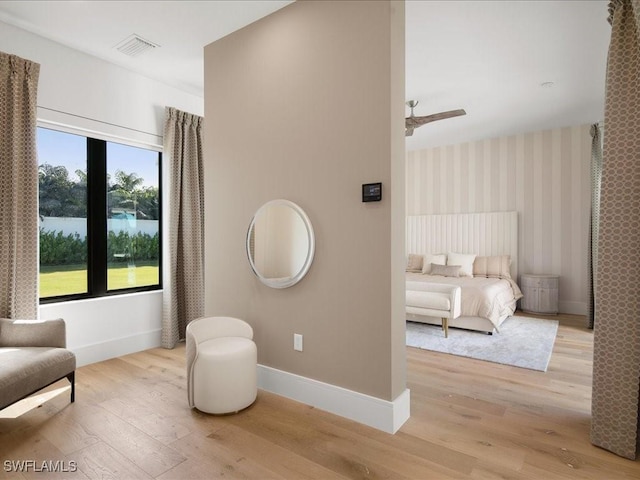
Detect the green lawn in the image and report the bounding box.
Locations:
[39,263,159,298]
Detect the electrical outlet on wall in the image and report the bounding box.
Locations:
[294,333,303,352]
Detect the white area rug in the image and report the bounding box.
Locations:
[406,316,559,372]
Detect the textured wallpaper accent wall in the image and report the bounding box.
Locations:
[406,124,591,314]
[204,0,406,401]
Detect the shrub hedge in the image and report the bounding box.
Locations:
[39,228,159,266]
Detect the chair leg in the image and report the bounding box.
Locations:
[66,371,75,403]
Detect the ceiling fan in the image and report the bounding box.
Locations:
[405,100,466,137]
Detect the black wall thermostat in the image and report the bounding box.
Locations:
[362,182,382,202]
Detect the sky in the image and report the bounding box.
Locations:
[37,127,159,188]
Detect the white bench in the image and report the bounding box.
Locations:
[406,281,461,338]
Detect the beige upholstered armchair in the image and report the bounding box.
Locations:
[0,318,76,411]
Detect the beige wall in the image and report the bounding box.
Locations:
[204,1,406,401]
[406,124,592,315]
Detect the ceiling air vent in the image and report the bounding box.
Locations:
[115,34,159,57]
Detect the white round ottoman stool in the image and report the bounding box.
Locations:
[186,316,257,414]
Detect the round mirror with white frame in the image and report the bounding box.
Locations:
[246,199,315,289]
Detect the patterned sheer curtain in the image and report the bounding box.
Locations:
[591,0,640,460]
[587,123,603,330]
[161,107,205,348]
[0,52,40,319]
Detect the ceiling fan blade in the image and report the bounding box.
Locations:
[405,127,414,137]
[405,109,466,129]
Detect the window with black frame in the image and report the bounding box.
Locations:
[37,126,162,301]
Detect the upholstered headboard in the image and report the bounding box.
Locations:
[406,211,519,280]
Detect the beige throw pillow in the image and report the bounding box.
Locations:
[430,264,461,277]
[473,255,512,279]
[406,254,424,273]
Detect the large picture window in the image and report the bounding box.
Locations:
[37,127,162,301]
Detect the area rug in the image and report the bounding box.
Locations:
[406,316,559,372]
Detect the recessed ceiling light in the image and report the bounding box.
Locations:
[540,81,555,89]
[114,34,159,57]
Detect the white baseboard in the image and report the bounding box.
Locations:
[257,365,410,434]
[72,332,413,433]
[559,301,588,316]
[72,329,162,367]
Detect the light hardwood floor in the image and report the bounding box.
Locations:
[1,312,639,479]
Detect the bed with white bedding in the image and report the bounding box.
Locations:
[406,272,522,333]
[405,211,523,334]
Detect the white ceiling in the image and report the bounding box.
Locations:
[405,0,610,150]
[0,0,294,96]
[0,0,611,151]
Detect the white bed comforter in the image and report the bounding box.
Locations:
[405,273,523,328]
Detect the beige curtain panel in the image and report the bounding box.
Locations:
[0,51,40,319]
[591,0,640,460]
[587,123,602,330]
[161,107,205,349]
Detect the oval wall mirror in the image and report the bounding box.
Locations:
[246,199,315,289]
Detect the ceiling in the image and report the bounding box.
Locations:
[0,0,611,151]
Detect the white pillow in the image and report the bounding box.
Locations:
[421,253,446,274]
[447,252,477,277]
